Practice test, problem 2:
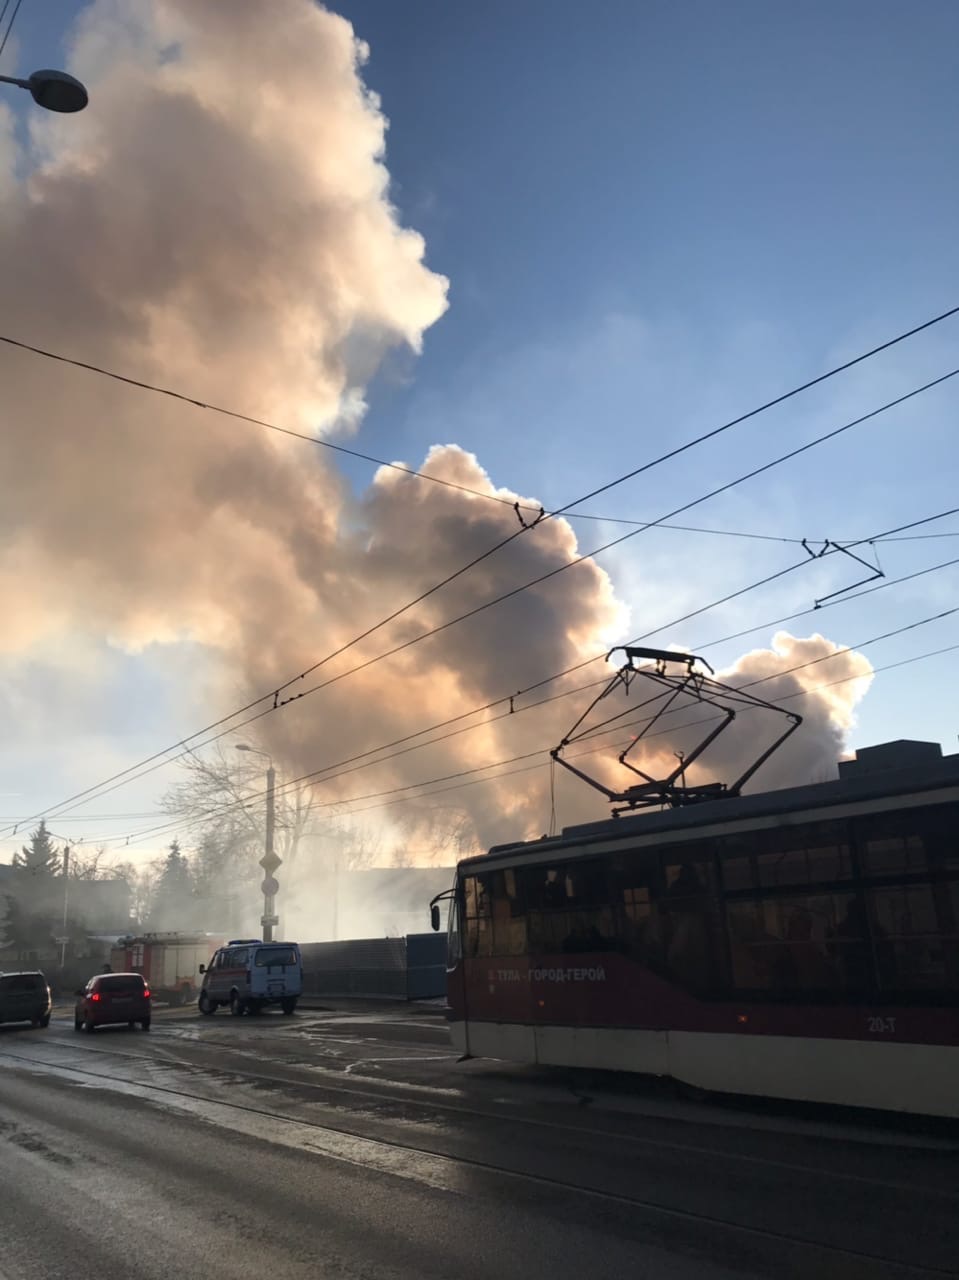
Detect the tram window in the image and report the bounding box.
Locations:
[521,860,615,955]
[757,847,807,887]
[918,804,959,870]
[624,886,651,923]
[867,882,958,991]
[721,855,753,891]
[473,918,492,957]
[491,868,528,956]
[946,881,959,989]
[463,874,492,958]
[718,834,757,890]
[447,882,463,966]
[726,893,861,993]
[465,869,526,957]
[806,834,853,882]
[464,875,488,920]
[858,813,929,876]
[660,849,723,993]
[611,858,662,966]
[756,823,852,888]
[664,845,717,891]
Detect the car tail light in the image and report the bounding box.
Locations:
[143,988,151,999]
[91,992,101,1002]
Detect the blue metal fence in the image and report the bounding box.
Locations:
[300,933,447,1001]
[405,932,447,999]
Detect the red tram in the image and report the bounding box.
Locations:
[433,740,959,1117]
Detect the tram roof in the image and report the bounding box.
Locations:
[481,743,959,864]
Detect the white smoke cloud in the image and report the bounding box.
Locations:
[0,1,876,876]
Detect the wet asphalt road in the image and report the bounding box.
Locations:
[1,1003,957,1280]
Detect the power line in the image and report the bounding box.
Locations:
[252,374,959,714]
[28,510,959,839]
[0,2,13,49]
[94,594,959,848]
[126,630,959,843]
[8,307,959,834]
[0,0,24,62]
[327,636,959,820]
[574,610,959,754]
[545,306,959,518]
[200,545,959,812]
[367,609,959,815]
[5,312,959,536]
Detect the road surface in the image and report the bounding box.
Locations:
[0,1002,956,1280]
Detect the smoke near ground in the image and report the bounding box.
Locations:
[0,0,875,880]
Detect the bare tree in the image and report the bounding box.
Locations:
[391,805,479,865]
[161,742,319,884]
[68,846,110,880]
[110,858,162,928]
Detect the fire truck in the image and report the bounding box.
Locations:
[110,933,223,1005]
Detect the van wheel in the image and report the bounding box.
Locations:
[230,992,246,1017]
[38,1014,50,1029]
[281,998,298,1015]
[198,992,215,1016]
[73,1014,82,1032]
[84,1018,96,1034]
[141,1019,151,1032]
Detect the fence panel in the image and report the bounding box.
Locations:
[405,932,447,999]
[300,938,407,998]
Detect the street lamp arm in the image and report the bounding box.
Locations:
[0,68,88,112]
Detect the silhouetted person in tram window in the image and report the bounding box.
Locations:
[662,866,710,989]
[542,872,566,909]
[786,908,834,989]
[864,910,896,990]
[666,864,703,901]
[831,900,872,992]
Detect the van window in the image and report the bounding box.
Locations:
[254,946,297,967]
[0,973,44,991]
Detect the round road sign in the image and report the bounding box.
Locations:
[261,876,279,896]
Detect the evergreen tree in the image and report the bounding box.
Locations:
[12,820,63,877]
[0,893,53,964]
[148,839,196,929]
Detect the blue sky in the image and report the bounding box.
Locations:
[339,0,959,736]
[1,1,957,858]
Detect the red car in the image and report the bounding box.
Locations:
[75,972,151,1032]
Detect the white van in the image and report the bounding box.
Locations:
[197,939,302,1016]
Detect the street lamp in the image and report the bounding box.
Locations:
[0,68,88,113]
[235,744,280,943]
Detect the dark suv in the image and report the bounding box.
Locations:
[0,971,52,1028]
[75,972,151,1032]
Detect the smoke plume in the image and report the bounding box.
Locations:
[0,1,874,871]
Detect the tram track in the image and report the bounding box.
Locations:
[7,1028,959,1194]
[1,1039,956,1278]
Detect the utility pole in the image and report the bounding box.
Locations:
[236,744,282,944]
[331,843,339,941]
[60,844,70,968]
[261,764,279,943]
